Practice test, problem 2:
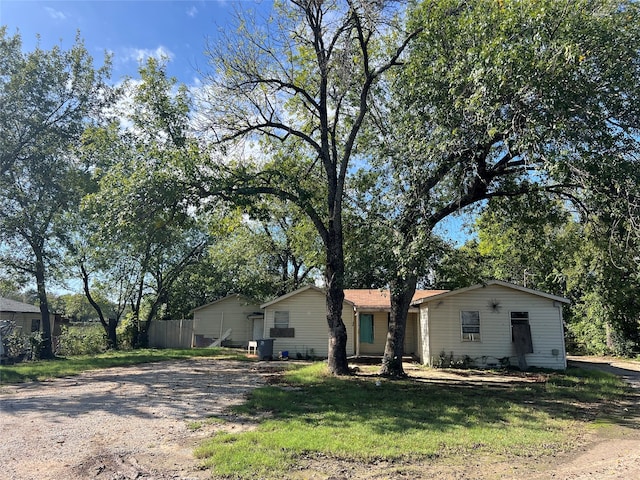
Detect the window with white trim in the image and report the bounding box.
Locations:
[461,311,481,342]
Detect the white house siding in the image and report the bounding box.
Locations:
[418,307,430,364]
[192,295,261,346]
[263,288,355,358]
[421,284,566,370]
[404,312,419,355]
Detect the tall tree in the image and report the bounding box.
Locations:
[78,58,208,347]
[197,0,419,374]
[363,0,640,376]
[0,29,111,357]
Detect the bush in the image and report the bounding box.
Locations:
[56,324,107,356]
[433,351,473,368]
[2,331,47,363]
[2,331,28,362]
[116,314,136,350]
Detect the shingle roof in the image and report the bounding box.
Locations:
[191,293,260,313]
[0,297,41,313]
[410,280,570,305]
[343,289,448,310]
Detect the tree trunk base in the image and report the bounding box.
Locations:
[380,355,407,378]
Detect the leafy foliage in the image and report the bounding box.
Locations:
[197,0,418,374]
[346,0,640,374]
[0,29,112,358]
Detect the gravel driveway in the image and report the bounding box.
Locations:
[2,356,639,480]
[0,358,273,480]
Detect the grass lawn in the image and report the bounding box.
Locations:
[194,363,630,479]
[1,351,631,479]
[0,347,248,384]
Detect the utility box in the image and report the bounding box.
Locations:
[256,338,275,360]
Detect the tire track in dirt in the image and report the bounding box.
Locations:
[0,358,272,480]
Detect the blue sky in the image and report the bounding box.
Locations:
[0,0,269,85]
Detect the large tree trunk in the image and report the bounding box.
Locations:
[381,274,418,377]
[325,220,350,375]
[34,254,54,359]
[106,318,118,350]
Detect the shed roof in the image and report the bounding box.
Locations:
[0,297,41,314]
[411,280,570,305]
[191,293,260,313]
[260,285,354,309]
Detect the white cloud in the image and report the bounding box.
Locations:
[45,7,66,20]
[186,6,198,18]
[121,46,175,65]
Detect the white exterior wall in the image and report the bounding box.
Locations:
[263,288,355,358]
[418,307,430,364]
[420,284,566,370]
[404,312,418,355]
[192,296,261,345]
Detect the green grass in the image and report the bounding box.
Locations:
[194,363,630,479]
[0,347,249,384]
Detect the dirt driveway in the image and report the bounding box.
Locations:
[0,358,273,480]
[1,356,639,480]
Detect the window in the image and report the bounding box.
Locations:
[274,311,289,329]
[270,311,294,337]
[359,314,374,344]
[461,311,480,342]
[31,319,41,332]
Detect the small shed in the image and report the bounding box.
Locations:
[413,280,569,370]
[191,294,262,348]
[261,285,355,359]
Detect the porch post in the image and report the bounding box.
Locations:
[355,309,360,357]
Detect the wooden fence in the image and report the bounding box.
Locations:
[148,319,193,349]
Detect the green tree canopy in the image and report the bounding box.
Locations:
[196,0,418,374]
[353,0,640,375]
[0,29,111,357]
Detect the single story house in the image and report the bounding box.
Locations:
[0,297,43,334]
[191,280,569,369]
[191,294,263,347]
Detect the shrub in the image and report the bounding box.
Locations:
[116,314,136,350]
[2,331,47,363]
[56,324,107,356]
